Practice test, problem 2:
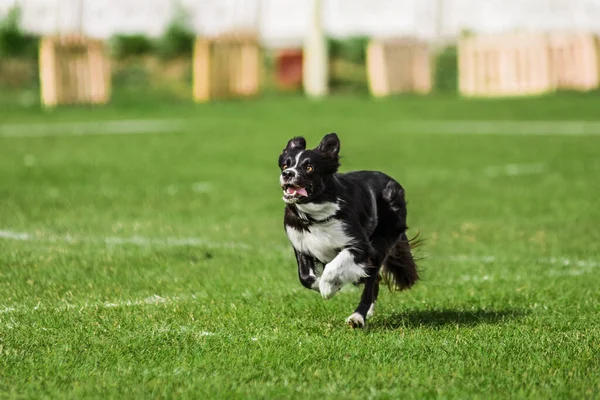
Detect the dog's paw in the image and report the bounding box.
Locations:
[346,313,365,329]
[366,302,376,318]
[319,278,341,299]
[310,277,321,293]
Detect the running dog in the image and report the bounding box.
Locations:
[279,133,420,328]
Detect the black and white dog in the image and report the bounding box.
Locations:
[279,133,420,328]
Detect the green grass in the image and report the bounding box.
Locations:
[1,95,599,399]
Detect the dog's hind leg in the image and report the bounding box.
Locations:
[382,232,419,291]
[379,180,420,291]
[349,209,412,328]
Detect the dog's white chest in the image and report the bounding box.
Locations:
[285,220,350,263]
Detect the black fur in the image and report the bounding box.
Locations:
[279,133,420,328]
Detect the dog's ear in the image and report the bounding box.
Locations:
[316,133,340,158]
[283,136,306,153]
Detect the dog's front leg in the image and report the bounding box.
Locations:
[295,250,321,292]
[319,247,368,299]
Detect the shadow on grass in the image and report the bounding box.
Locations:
[367,308,527,330]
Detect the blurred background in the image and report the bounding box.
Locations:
[2,0,600,108]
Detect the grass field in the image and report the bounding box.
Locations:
[1,95,599,399]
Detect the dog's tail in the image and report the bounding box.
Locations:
[380,232,423,291]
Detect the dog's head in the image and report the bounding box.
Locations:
[278,133,341,204]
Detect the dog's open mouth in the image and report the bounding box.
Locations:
[282,184,308,199]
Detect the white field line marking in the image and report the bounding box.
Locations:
[448,254,600,268]
[3,119,600,139]
[0,119,186,138]
[2,253,598,316]
[404,163,547,184]
[0,294,197,316]
[0,255,597,316]
[2,229,595,273]
[483,163,546,178]
[446,255,599,279]
[395,120,600,136]
[192,182,212,193]
[0,231,29,240]
[14,182,213,197]
[542,257,600,277]
[166,182,212,195]
[2,229,596,273]
[0,229,249,250]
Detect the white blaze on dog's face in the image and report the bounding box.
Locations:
[278,134,341,204]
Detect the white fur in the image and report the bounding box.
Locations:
[296,201,340,221]
[279,175,289,187]
[305,262,324,291]
[285,217,350,264]
[319,249,367,299]
[367,302,376,318]
[293,151,303,166]
[280,152,305,200]
[307,268,320,291]
[282,151,304,178]
[309,279,320,291]
[286,201,365,299]
[346,312,365,328]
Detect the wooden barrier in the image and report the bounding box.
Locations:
[459,33,552,97]
[193,34,261,102]
[459,32,600,97]
[548,33,600,91]
[39,35,110,107]
[366,37,431,97]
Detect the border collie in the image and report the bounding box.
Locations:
[279,133,420,328]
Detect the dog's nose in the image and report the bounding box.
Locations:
[281,169,295,180]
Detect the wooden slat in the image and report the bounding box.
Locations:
[38,35,111,107]
[238,43,260,95]
[458,32,599,98]
[548,32,599,91]
[192,35,261,102]
[193,39,211,102]
[366,41,389,97]
[39,38,58,106]
[366,37,431,98]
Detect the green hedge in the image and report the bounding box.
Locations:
[327,36,369,64]
[0,7,39,60]
[109,9,194,60]
[109,34,154,59]
[434,45,458,93]
[154,8,195,60]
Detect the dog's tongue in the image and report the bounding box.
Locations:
[287,186,308,197]
[296,187,308,197]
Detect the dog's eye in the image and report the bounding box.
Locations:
[306,165,314,173]
[282,164,288,170]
